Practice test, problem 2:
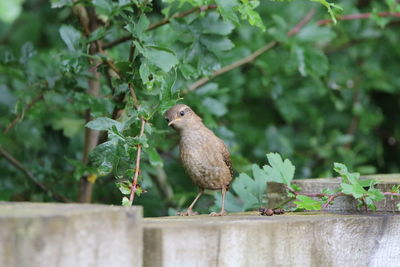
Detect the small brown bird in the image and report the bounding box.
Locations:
[165,104,233,216]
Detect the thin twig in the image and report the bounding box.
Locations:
[321,193,345,208]
[148,4,217,31]
[128,84,146,203]
[287,9,316,36]
[317,11,400,26]
[187,41,277,91]
[383,192,400,197]
[285,183,400,209]
[103,4,217,49]
[0,146,72,202]
[3,94,44,134]
[186,9,316,92]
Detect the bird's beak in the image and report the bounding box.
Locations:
[168,118,180,126]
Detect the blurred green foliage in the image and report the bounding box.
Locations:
[0,0,399,216]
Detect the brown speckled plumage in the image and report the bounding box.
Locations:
[165,104,233,216]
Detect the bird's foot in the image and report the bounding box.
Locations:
[209,210,227,216]
[177,209,198,216]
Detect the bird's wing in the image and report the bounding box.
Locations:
[219,139,233,178]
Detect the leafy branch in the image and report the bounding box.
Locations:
[187,7,400,92]
[3,94,44,134]
[220,152,400,214]
[127,84,146,205]
[103,5,217,49]
[317,11,400,26]
[0,146,72,202]
[264,154,400,213]
[186,9,316,92]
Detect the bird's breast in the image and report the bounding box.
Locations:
[179,129,232,189]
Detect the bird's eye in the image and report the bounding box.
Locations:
[165,118,170,122]
[179,110,185,116]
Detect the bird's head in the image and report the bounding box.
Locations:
[165,104,201,131]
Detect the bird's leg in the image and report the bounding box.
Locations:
[210,186,227,216]
[178,189,204,216]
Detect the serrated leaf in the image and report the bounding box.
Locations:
[263,153,295,185]
[139,62,150,84]
[179,63,197,79]
[122,196,132,206]
[93,0,113,17]
[292,46,328,77]
[201,35,234,52]
[88,27,107,42]
[367,186,384,200]
[147,147,163,167]
[90,140,119,176]
[201,13,234,35]
[232,173,260,210]
[117,182,132,195]
[86,117,123,131]
[251,164,269,203]
[216,0,239,24]
[341,183,367,199]
[59,25,81,51]
[125,14,149,39]
[202,97,227,117]
[236,0,265,31]
[146,46,178,72]
[198,52,220,75]
[293,195,322,210]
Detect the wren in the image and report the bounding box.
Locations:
[165,104,233,216]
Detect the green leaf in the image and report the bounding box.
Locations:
[340,183,367,199]
[251,164,269,204]
[88,27,107,42]
[200,35,234,52]
[293,195,322,210]
[51,0,73,8]
[59,25,81,51]
[232,173,260,210]
[179,63,197,79]
[136,14,150,37]
[122,196,132,207]
[52,117,85,137]
[125,14,149,39]
[139,62,150,84]
[198,52,220,75]
[202,97,227,117]
[201,13,234,36]
[216,0,239,24]
[0,0,24,23]
[236,0,265,31]
[117,182,132,195]
[263,153,295,185]
[146,46,178,72]
[86,117,123,131]
[292,46,328,77]
[93,0,113,17]
[310,0,342,24]
[90,140,119,176]
[367,188,384,202]
[147,147,163,167]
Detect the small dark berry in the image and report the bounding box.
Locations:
[273,208,285,215]
[265,209,274,216]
